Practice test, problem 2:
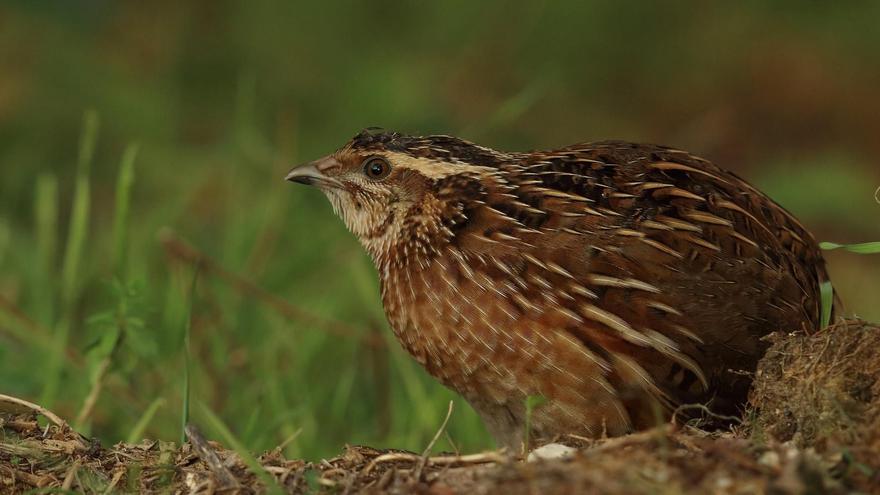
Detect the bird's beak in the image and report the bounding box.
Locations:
[285,156,342,188]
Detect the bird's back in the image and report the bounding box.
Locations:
[506,140,828,422]
[385,139,830,441]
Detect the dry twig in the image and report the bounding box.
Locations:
[414,400,455,480]
[362,451,508,476]
[0,393,69,429]
[185,424,239,490]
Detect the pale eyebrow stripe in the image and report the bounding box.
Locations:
[387,154,497,179]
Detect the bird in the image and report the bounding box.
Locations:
[286,129,834,451]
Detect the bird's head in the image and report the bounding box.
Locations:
[286,129,509,266]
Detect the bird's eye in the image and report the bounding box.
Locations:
[363,157,391,180]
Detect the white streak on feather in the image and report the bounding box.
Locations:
[587,275,661,293]
[580,304,650,346]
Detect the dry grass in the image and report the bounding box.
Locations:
[2,319,878,494]
[749,318,880,490]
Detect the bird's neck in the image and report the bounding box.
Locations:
[366,195,461,273]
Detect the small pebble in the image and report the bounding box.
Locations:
[758,450,780,469]
[527,443,577,462]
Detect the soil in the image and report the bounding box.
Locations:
[1,319,878,494]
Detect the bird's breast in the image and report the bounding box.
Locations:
[377,248,638,437]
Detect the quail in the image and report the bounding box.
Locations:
[286,130,834,450]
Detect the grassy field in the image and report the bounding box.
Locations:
[0,1,878,461]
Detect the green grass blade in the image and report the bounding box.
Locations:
[181,267,199,444]
[60,110,99,306]
[60,178,90,306]
[112,144,139,279]
[41,110,99,406]
[182,339,191,445]
[199,402,283,495]
[820,241,880,254]
[820,280,834,328]
[127,398,166,444]
[34,174,59,324]
[35,175,59,270]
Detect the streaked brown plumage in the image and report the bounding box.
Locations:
[286,129,834,450]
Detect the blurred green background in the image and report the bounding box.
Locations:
[0,1,878,460]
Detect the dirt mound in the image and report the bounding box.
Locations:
[749,318,880,490]
[1,319,878,494]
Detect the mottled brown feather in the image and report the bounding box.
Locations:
[289,131,835,450]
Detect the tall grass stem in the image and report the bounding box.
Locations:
[41,110,99,406]
[112,144,138,279]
